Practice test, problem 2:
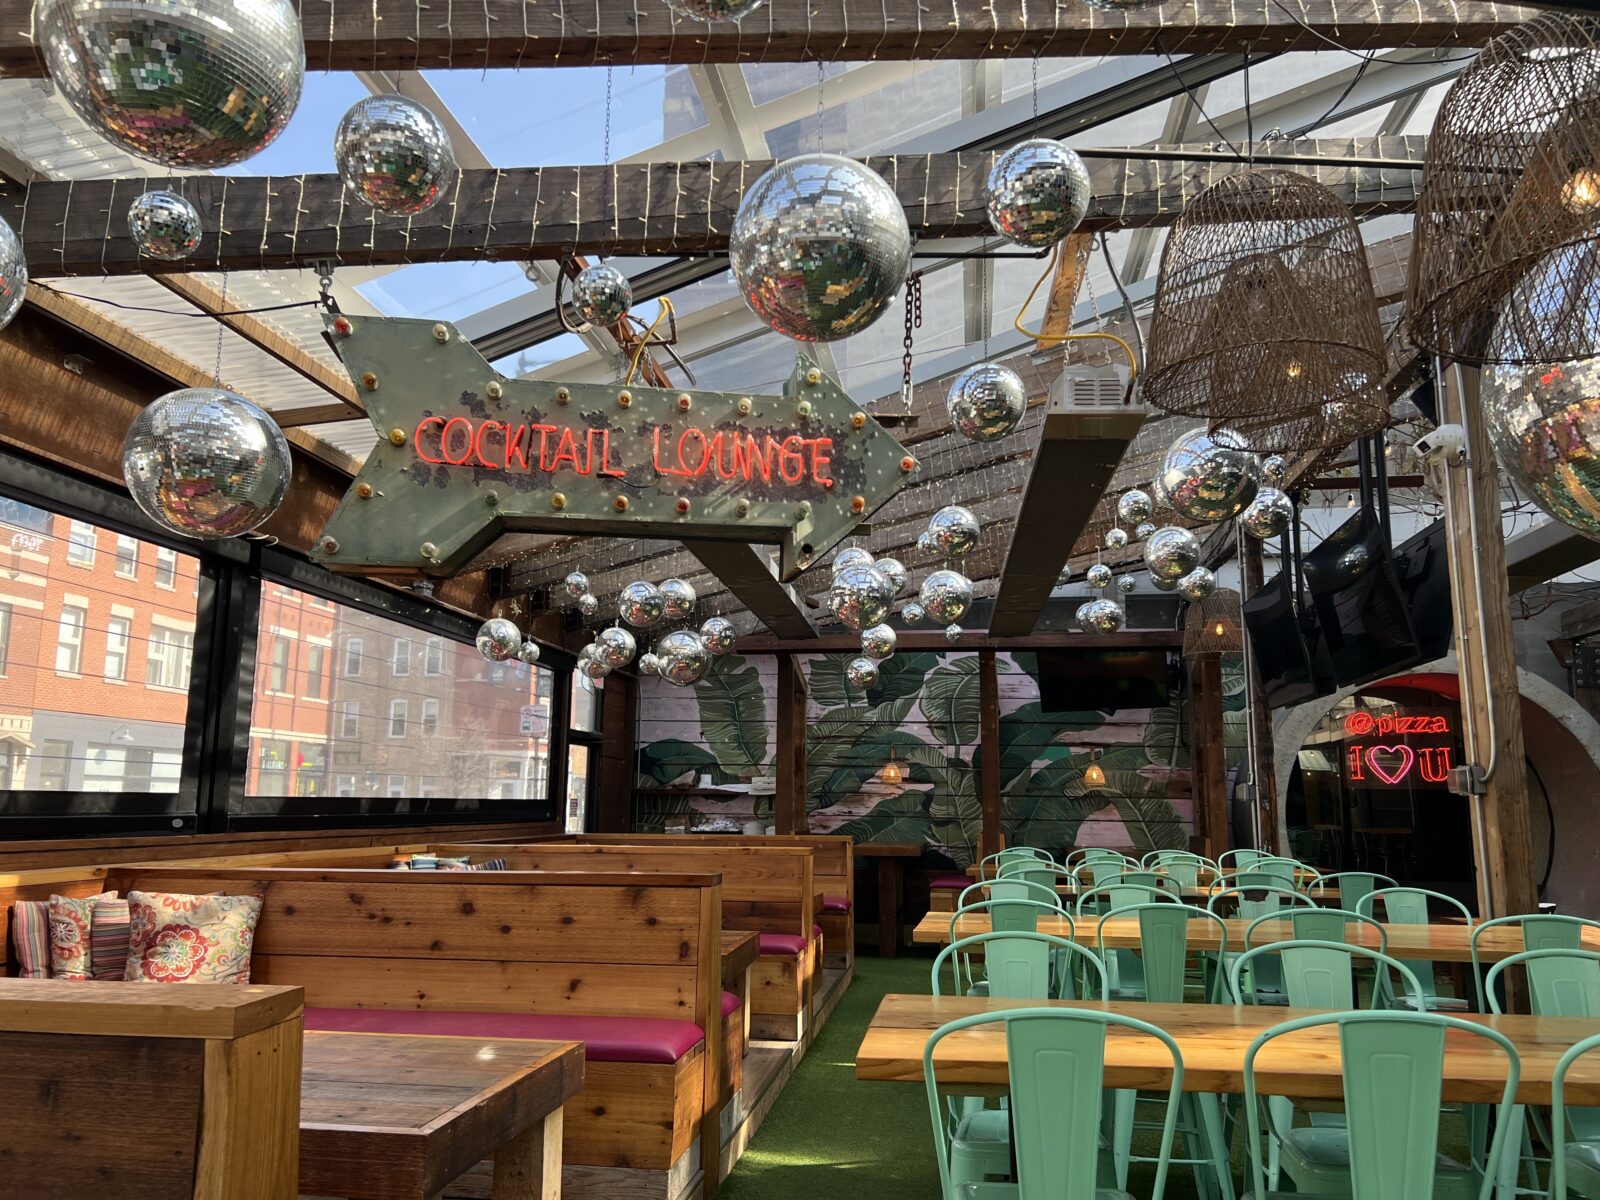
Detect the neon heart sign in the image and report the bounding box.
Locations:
[1345,742,1452,786]
[1365,744,1415,785]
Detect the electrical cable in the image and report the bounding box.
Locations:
[1010,241,1138,377]
[1098,233,1146,375]
[1155,45,1243,157]
[34,282,324,319]
[624,297,676,387]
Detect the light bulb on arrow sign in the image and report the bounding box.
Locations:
[311,315,918,581]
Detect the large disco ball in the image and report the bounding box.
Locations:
[1240,487,1294,540]
[476,618,522,662]
[927,505,981,558]
[618,581,667,628]
[0,216,25,332]
[831,564,893,631]
[335,95,459,216]
[861,623,897,661]
[730,153,912,342]
[1087,563,1113,589]
[122,387,290,538]
[517,640,542,666]
[663,0,763,20]
[128,191,202,261]
[36,0,305,169]
[658,630,711,686]
[845,656,880,690]
[1482,355,1600,538]
[578,645,612,680]
[919,569,973,624]
[946,363,1027,442]
[875,557,908,597]
[1149,573,1179,593]
[1144,526,1201,581]
[1080,598,1124,634]
[660,578,698,621]
[700,617,737,655]
[1105,528,1129,550]
[833,546,875,575]
[1153,428,1262,522]
[1117,489,1154,526]
[986,138,1092,248]
[564,571,591,598]
[1177,567,1217,601]
[901,601,926,625]
[572,263,632,327]
[596,626,638,669]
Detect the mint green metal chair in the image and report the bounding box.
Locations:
[958,878,1064,912]
[1356,887,1476,1012]
[951,898,1067,939]
[1078,883,1177,998]
[1218,848,1267,871]
[1227,940,1423,1011]
[1209,884,1315,1003]
[924,1006,1185,1200]
[1067,847,1132,871]
[1310,872,1396,915]
[1240,909,1393,1005]
[1470,914,1600,1013]
[1551,1032,1600,1199]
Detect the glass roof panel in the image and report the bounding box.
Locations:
[743,61,860,107]
[766,61,964,156]
[357,260,534,321]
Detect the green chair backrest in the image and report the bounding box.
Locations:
[1077,882,1177,917]
[1551,1032,1600,1199]
[923,1007,1184,1200]
[1242,1010,1520,1200]
[1208,883,1313,923]
[1230,938,1422,1010]
[1254,857,1301,887]
[1484,948,1600,1018]
[957,877,1062,913]
[1359,886,1474,926]
[1113,869,1180,897]
[1219,848,1266,870]
[998,859,1063,895]
[1089,859,1131,885]
[1470,914,1600,1009]
[1101,903,1227,1003]
[1311,871,1396,913]
[950,897,1065,940]
[933,931,1108,1002]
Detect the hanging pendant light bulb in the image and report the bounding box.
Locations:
[880,748,904,786]
[1084,751,1106,789]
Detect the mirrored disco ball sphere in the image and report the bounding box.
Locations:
[1087,563,1113,589]
[1149,573,1178,593]
[1105,528,1129,550]
[637,651,662,676]
[1262,454,1289,486]
[845,656,880,690]
[927,505,981,557]
[579,650,612,681]
[1135,521,1157,541]
[833,546,875,575]
[1176,567,1216,601]
[659,630,711,686]
[901,601,926,625]
[596,626,638,669]
[516,640,542,666]
[985,138,1092,248]
[663,0,764,20]
[1240,487,1293,540]
[576,592,600,619]
[1075,601,1094,629]
[475,618,522,662]
[573,263,632,327]
[0,216,26,332]
[730,153,912,342]
[1154,427,1262,522]
[128,190,201,261]
[1081,598,1124,633]
[831,564,893,631]
[36,0,305,168]
[122,387,290,538]
[946,362,1027,442]
[660,577,698,621]
[1117,574,1137,595]
[618,581,667,628]
[564,571,591,598]
[335,95,459,216]
[1117,489,1153,525]
[700,617,737,655]
[1482,355,1600,538]
[861,623,897,661]
[875,556,908,597]
[919,569,973,624]
[944,624,963,644]
[915,531,936,556]
[1336,544,1373,578]
[1144,526,1201,581]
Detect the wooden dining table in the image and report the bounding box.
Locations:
[960,880,1341,905]
[855,993,1600,1106]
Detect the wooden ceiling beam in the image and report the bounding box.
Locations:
[686,541,819,640]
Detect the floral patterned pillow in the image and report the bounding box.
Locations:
[48,892,117,981]
[123,891,263,985]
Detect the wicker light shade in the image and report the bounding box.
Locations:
[1408,13,1600,365]
[1183,588,1243,657]
[1143,169,1389,454]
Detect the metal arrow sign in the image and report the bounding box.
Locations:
[309,314,918,581]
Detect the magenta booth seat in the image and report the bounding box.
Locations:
[821,895,851,914]
[305,1007,705,1065]
[757,933,808,956]
[721,990,741,1020]
[929,873,971,890]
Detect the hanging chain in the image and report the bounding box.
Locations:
[603,65,613,163]
[815,61,825,153]
[978,251,990,362]
[899,272,923,412]
[1031,52,1040,135]
[214,267,228,386]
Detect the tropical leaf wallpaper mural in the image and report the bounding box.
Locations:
[633,650,1247,867]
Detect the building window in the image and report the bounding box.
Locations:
[334,775,356,798]
[0,601,10,675]
[146,626,194,690]
[267,636,291,693]
[392,637,411,677]
[336,700,360,739]
[66,520,96,565]
[423,636,445,676]
[343,637,364,677]
[388,699,407,738]
[55,604,86,674]
[154,546,178,589]
[306,645,327,700]
[104,615,131,682]
[295,744,326,796]
[113,534,139,579]
[421,697,440,735]
[32,739,71,790]
[386,774,406,798]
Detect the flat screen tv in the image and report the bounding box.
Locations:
[1034,647,1175,713]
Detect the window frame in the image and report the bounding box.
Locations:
[113,534,139,579]
[65,519,96,566]
[55,603,86,675]
[103,614,131,683]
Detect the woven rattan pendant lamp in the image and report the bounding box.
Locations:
[1183,588,1244,658]
[1143,168,1389,454]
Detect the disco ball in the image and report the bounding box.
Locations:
[663,0,764,20]
[901,601,926,624]
[730,153,912,342]
[1153,428,1262,522]
[475,618,522,662]
[1105,528,1129,550]
[831,564,893,631]
[944,624,964,644]
[1117,574,1137,594]
[572,263,632,327]
[946,362,1027,442]
[122,387,290,538]
[1337,544,1373,577]
[1240,486,1294,539]
[833,546,875,575]
[661,577,698,621]
[618,581,667,628]
[659,630,711,686]
[700,617,737,655]
[875,556,908,597]
[578,647,612,681]
[1135,522,1157,541]
[861,623,897,661]
[986,138,1092,248]
[845,656,880,690]
[128,191,201,261]
[1080,598,1124,634]
[36,0,305,168]
[927,505,981,558]
[1262,454,1289,486]
[0,216,27,332]
[1075,601,1094,628]
[1177,567,1217,601]
[596,626,638,669]
[564,572,591,598]
[576,592,600,619]
[335,95,459,216]
[1149,573,1179,593]
[1116,489,1154,525]
[1087,563,1113,589]
[637,652,662,676]
[919,569,973,624]
[1144,526,1202,581]
[915,531,936,557]
[517,641,542,666]
[1482,355,1600,538]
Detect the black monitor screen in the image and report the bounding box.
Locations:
[1034,648,1174,713]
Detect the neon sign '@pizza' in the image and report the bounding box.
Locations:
[1340,710,1454,786]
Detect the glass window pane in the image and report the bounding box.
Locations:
[572,672,602,732]
[113,535,138,579]
[566,743,590,834]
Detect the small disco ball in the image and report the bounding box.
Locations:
[1080,598,1124,634]
[578,646,612,680]
[1482,355,1600,538]
[637,652,662,676]
[1057,567,1071,586]
[875,556,908,597]
[1177,567,1217,601]
[1087,563,1113,589]
[1117,574,1137,595]
[919,569,973,624]
[658,630,711,686]
[944,624,964,644]
[475,618,522,662]
[335,95,459,216]
[128,191,202,261]
[700,617,737,655]
[1337,544,1373,578]
[595,626,638,669]
[730,153,912,342]
[564,572,591,598]
[36,0,305,169]
[1075,601,1094,627]
[901,601,926,625]
[985,138,1092,248]
[1144,526,1202,581]
[1116,489,1154,525]
[861,623,897,661]
[618,581,667,628]
[663,0,764,20]
[576,592,600,619]
[946,362,1027,442]
[915,531,936,556]
[516,640,542,666]
[845,656,880,690]
[1154,428,1262,522]
[661,577,698,621]
[1135,522,1157,541]
[831,564,893,631]
[122,387,290,538]
[927,505,981,557]
[1105,528,1129,551]
[1149,573,1179,593]
[0,215,27,332]
[833,546,875,575]
[572,263,632,327]
[1262,454,1289,486]
[1240,487,1294,540]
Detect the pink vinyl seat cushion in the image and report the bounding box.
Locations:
[305,1007,705,1065]
[721,990,741,1020]
[821,895,851,914]
[929,873,972,890]
[757,933,808,956]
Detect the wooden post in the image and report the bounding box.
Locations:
[1189,656,1230,858]
[1239,539,1282,854]
[775,656,808,834]
[978,650,1003,860]
[1439,364,1539,918]
[596,672,637,832]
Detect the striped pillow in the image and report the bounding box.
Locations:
[11,901,52,979]
[467,858,508,871]
[49,892,117,981]
[90,898,132,981]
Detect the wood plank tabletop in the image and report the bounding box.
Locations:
[300,1031,585,1199]
[957,881,1340,905]
[855,993,1600,1106]
[0,979,302,1039]
[855,842,923,858]
[721,930,761,988]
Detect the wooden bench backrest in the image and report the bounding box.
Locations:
[576,833,853,903]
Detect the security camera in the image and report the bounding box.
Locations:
[1414,423,1466,465]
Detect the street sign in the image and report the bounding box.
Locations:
[311,315,916,581]
[519,704,548,737]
